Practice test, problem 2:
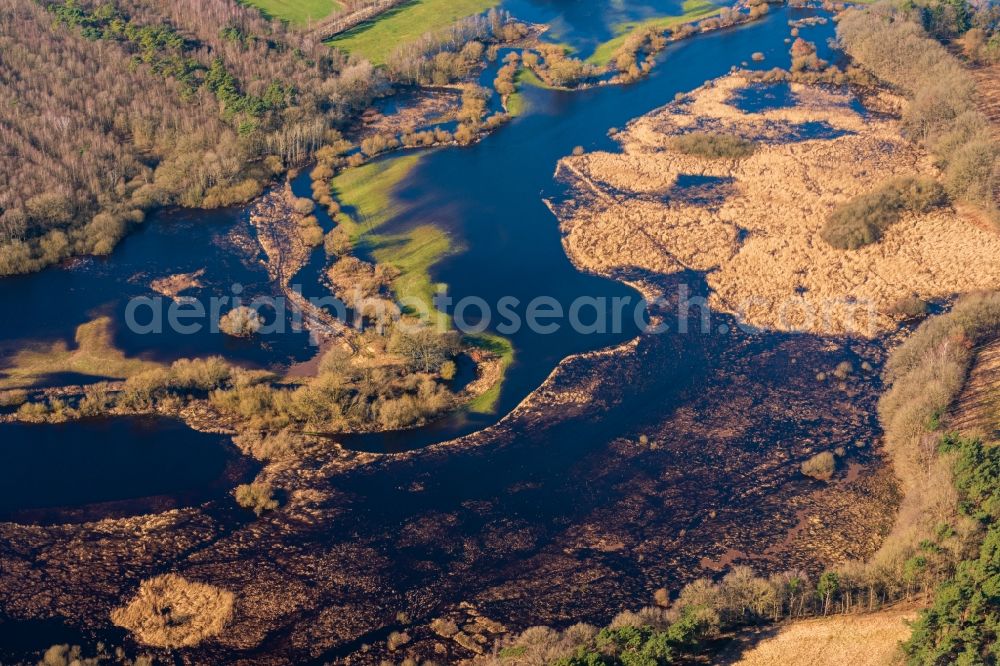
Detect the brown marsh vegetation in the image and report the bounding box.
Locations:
[110,574,234,648]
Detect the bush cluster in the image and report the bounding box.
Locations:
[210,324,458,436]
[13,356,238,423]
[801,451,836,481]
[386,10,528,86]
[820,176,948,250]
[219,306,263,338]
[234,482,279,516]
[522,45,601,87]
[668,132,757,159]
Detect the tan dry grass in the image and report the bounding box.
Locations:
[150,269,204,298]
[946,336,1000,441]
[110,574,235,648]
[553,75,1000,336]
[728,608,915,666]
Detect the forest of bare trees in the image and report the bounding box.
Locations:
[0,0,387,275]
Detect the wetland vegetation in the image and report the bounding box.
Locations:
[3,0,1000,663]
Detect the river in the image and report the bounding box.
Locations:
[0,3,839,507]
[0,11,873,662]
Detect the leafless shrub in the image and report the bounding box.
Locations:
[801,451,836,480]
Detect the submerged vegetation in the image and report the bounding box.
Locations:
[0,317,158,390]
[490,290,1000,665]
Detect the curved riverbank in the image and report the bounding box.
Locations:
[552,73,1000,337]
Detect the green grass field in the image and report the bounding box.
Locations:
[241,0,340,25]
[330,153,422,236]
[465,333,513,414]
[326,0,499,65]
[517,66,561,90]
[330,153,454,328]
[504,67,544,116]
[330,154,516,407]
[505,90,526,116]
[587,0,721,66]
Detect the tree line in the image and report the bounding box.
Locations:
[838,2,999,224]
[385,9,529,85]
[484,289,1000,666]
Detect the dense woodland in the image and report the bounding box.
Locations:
[0,0,386,275]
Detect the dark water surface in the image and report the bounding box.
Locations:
[0,416,256,524]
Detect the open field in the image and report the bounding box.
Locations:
[945,337,1000,441]
[587,0,721,65]
[971,63,1000,137]
[330,153,423,235]
[370,224,451,321]
[241,0,340,25]
[725,608,915,665]
[326,0,499,65]
[968,62,1000,203]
